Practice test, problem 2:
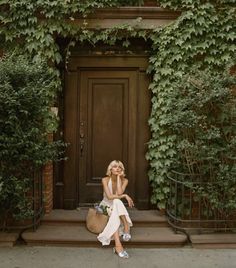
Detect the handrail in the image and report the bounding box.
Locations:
[166,171,236,234]
[0,168,44,231]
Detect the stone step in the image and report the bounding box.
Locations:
[190,233,236,249]
[0,232,20,247]
[22,225,187,248]
[42,209,168,227]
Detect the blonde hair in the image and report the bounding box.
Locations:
[106,160,125,177]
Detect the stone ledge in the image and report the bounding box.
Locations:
[190,233,236,249]
[77,7,180,20]
[0,232,20,247]
[43,209,168,227]
[22,225,187,248]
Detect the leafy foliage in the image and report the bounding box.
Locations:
[0,54,65,227]
[0,0,146,64]
[147,0,236,208]
[0,0,236,212]
[168,68,236,214]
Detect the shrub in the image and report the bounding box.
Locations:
[0,54,65,229]
[167,66,236,216]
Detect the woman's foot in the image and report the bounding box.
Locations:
[122,223,131,241]
[114,245,124,253]
[122,232,131,241]
[113,246,129,258]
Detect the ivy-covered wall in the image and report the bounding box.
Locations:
[0,0,235,210]
[147,1,236,208]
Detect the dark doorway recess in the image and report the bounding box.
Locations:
[55,46,151,210]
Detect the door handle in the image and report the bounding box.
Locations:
[80,122,84,138]
[80,141,84,157]
[80,122,85,157]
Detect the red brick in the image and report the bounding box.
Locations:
[43,159,54,214]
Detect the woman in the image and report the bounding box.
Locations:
[97,160,134,258]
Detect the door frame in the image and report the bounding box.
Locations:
[55,53,151,209]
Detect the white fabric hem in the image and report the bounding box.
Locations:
[97,199,133,246]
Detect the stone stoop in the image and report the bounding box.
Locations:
[190,233,236,249]
[21,209,187,248]
[0,232,20,247]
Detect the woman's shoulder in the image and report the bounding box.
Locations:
[101,176,110,183]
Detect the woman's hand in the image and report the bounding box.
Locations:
[124,194,134,208]
[118,170,124,178]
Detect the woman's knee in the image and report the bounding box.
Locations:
[113,198,123,205]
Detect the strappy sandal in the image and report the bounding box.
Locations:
[122,232,131,242]
[113,247,129,258]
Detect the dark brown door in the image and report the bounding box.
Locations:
[79,70,137,205]
[62,56,150,209]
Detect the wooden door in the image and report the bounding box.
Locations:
[79,70,137,205]
[62,56,150,209]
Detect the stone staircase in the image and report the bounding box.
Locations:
[21,208,188,247]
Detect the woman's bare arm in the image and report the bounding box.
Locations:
[116,176,128,195]
[102,177,127,200]
[102,177,134,207]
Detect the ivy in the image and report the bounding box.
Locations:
[147,0,236,208]
[0,0,236,211]
[166,68,236,218]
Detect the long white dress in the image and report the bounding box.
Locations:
[97,177,133,246]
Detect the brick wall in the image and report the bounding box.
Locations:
[43,133,54,214]
[43,161,53,214]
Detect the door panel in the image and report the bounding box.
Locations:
[79,71,137,205]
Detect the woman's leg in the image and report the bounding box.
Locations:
[120,215,129,233]
[113,229,124,253]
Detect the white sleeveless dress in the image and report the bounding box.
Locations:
[97,178,133,246]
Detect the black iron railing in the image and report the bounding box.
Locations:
[166,171,236,234]
[1,168,44,231]
[31,168,44,230]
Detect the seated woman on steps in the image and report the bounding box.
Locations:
[97,160,134,258]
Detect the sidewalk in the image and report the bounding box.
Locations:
[0,245,236,268]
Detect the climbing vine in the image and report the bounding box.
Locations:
[147,1,236,208]
[0,0,146,68]
[0,0,235,210]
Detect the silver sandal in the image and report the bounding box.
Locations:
[113,247,129,258]
[122,233,131,242]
